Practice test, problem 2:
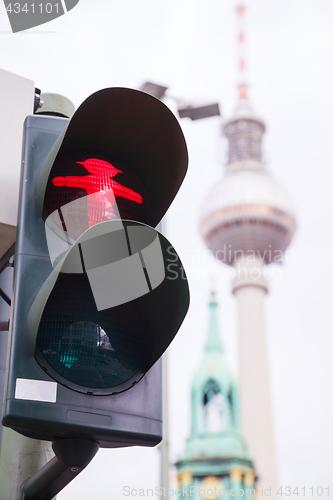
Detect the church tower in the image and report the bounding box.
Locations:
[175,293,256,499]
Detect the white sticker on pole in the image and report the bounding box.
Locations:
[15,378,57,403]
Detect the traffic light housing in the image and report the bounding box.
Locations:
[2,88,189,448]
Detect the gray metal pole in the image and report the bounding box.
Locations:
[160,352,170,499]
[157,219,170,499]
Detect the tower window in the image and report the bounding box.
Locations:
[228,391,234,427]
[203,379,224,433]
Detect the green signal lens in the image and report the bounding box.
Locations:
[35,273,151,392]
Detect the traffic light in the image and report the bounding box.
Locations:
[2,88,189,448]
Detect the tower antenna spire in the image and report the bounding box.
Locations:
[236,4,249,104]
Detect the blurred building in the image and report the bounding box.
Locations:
[199,77,296,497]
[175,293,256,499]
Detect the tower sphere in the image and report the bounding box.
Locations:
[200,105,296,266]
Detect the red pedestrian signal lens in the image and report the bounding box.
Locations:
[44,153,150,240]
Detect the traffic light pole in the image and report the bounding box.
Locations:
[21,438,99,500]
[160,352,170,499]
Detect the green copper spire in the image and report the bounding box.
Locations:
[188,291,241,441]
[205,291,223,354]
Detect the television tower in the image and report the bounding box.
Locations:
[199,5,296,497]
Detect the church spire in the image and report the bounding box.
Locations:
[205,291,223,354]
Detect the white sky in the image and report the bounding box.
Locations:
[1,0,333,498]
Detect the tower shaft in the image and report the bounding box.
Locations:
[232,257,277,498]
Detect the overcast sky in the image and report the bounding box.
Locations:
[1,0,333,498]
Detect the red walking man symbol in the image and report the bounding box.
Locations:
[52,158,143,227]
